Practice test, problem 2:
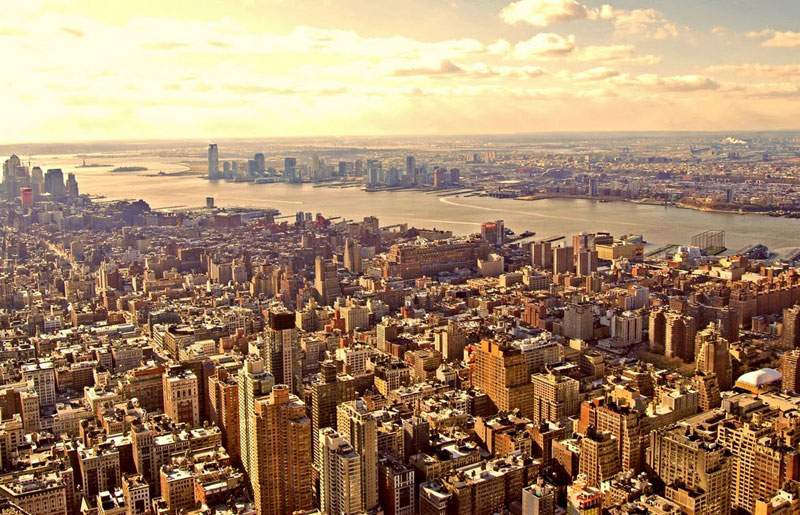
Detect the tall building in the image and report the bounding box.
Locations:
[254,152,265,173]
[578,428,620,487]
[531,370,580,425]
[531,241,552,269]
[783,305,800,348]
[481,220,505,245]
[406,155,415,176]
[315,256,341,305]
[311,361,356,464]
[285,157,298,182]
[344,238,362,274]
[563,303,594,341]
[473,340,535,418]
[238,358,275,482]
[162,367,200,427]
[648,424,730,515]
[553,245,574,275]
[319,427,363,515]
[262,310,300,393]
[664,313,697,362]
[576,249,598,276]
[207,368,240,462]
[378,455,415,515]
[44,168,65,197]
[252,384,313,515]
[522,480,556,515]
[66,172,79,197]
[782,349,800,393]
[717,420,796,514]
[337,401,379,511]
[433,321,466,363]
[695,323,732,391]
[572,232,595,263]
[207,144,219,179]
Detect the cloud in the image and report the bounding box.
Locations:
[60,27,85,38]
[499,0,609,27]
[610,8,681,40]
[747,29,800,48]
[706,63,800,78]
[390,59,465,77]
[632,74,720,92]
[513,33,576,57]
[576,44,660,65]
[572,66,620,81]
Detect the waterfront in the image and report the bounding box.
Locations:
[36,153,800,252]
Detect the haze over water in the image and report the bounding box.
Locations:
[36,152,800,254]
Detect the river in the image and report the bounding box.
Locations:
[28,153,800,253]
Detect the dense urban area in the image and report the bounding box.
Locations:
[4,144,800,515]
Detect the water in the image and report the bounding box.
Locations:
[33,153,800,252]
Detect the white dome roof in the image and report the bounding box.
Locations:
[736,368,782,387]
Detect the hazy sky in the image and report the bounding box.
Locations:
[3,0,800,142]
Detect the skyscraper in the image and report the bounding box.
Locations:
[207,144,219,179]
[782,349,800,393]
[44,168,65,197]
[254,152,265,173]
[553,245,574,275]
[284,157,298,182]
[531,370,580,425]
[532,241,552,269]
[311,361,356,465]
[252,384,313,515]
[315,256,341,305]
[319,427,363,515]
[406,155,415,176]
[783,305,800,348]
[648,424,730,515]
[576,249,598,276]
[262,310,300,393]
[344,238,362,274]
[238,358,275,482]
[337,400,379,511]
[695,323,732,391]
[578,427,620,487]
[665,313,697,362]
[473,339,534,417]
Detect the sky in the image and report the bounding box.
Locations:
[2,0,800,142]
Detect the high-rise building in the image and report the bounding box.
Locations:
[315,256,341,305]
[566,477,603,515]
[665,313,697,362]
[648,424,730,515]
[531,241,552,269]
[531,370,580,425]
[564,303,594,341]
[473,340,535,417]
[783,305,800,348]
[208,144,219,179]
[311,361,356,464]
[285,157,298,183]
[717,420,796,514]
[344,238,362,274]
[162,367,200,427]
[66,173,79,197]
[693,372,721,410]
[406,155,415,175]
[782,349,800,393]
[572,232,595,263]
[378,455,415,515]
[262,310,300,393]
[252,384,313,515]
[44,168,65,197]
[433,321,466,363]
[695,323,732,391]
[160,466,195,515]
[207,368,240,462]
[238,358,275,482]
[254,153,265,173]
[337,400,379,511]
[578,427,620,487]
[522,480,556,515]
[576,249,598,276]
[481,220,505,245]
[553,245,574,275]
[319,427,363,515]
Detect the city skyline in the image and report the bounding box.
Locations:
[4,0,800,142]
